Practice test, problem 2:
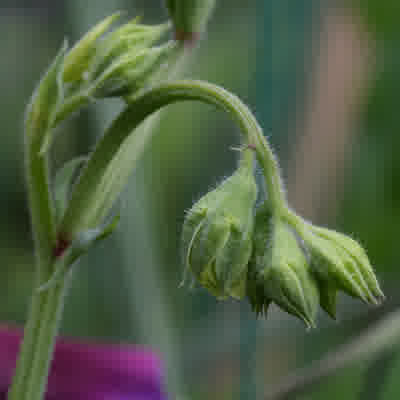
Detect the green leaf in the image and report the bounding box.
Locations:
[26,40,68,146]
[53,156,87,221]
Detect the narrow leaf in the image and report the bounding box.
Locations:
[54,156,87,221]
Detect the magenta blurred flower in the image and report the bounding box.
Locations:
[0,325,168,400]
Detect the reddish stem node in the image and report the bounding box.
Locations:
[174,30,201,48]
[53,236,71,258]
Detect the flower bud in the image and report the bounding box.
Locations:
[248,205,319,327]
[181,150,257,300]
[165,0,216,41]
[62,15,172,99]
[89,20,171,83]
[91,42,177,98]
[62,13,121,83]
[302,223,384,306]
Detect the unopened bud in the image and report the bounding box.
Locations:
[92,42,177,98]
[62,15,172,99]
[302,223,384,306]
[182,150,257,299]
[62,13,121,83]
[248,206,319,328]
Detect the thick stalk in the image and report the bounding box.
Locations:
[8,271,71,400]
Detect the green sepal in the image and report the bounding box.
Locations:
[37,214,120,293]
[53,156,87,222]
[313,226,384,302]
[303,223,384,305]
[92,41,177,98]
[90,20,170,81]
[317,279,338,319]
[62,12,121,83]
[249,211,319,328]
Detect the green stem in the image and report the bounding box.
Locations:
[8,270,71,400]
[8,60,65,400]
[60,79,287,237]
[25,274,71,400]
[7,270,48,400]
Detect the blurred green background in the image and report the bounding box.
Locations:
[1,0,400,399]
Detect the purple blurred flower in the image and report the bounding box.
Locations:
[0,325,168,400]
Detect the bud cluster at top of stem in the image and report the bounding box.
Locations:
[28,13,178,147]
[182,135,384,327]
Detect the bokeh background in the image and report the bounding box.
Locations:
[1,0,400,399]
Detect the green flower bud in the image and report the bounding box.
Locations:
[302,223,384,307]
[182,150,257,300]
[248,205,319,328]
[62,12,121,83]
[91,41,177,98]
[89,19,171,83]
[165,0,216,40]
[62,15,172,98]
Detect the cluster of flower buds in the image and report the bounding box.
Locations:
[182,147,384,327]
[63,14,176,99]
[31,13,178,140]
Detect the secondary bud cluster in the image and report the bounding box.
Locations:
[30,14,178,137]
[63,15,176,99]
[182,151,384,327]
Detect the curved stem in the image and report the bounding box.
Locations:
[60,79,287,238]
[265,308,400,400]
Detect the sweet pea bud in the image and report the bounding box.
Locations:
[181,150,257,300]
[62,13,121,84]
[165,0,216,41]
[92,41,177,98]
[302,222,384,308]
[62,14,172,98]
[248,205,319,327]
